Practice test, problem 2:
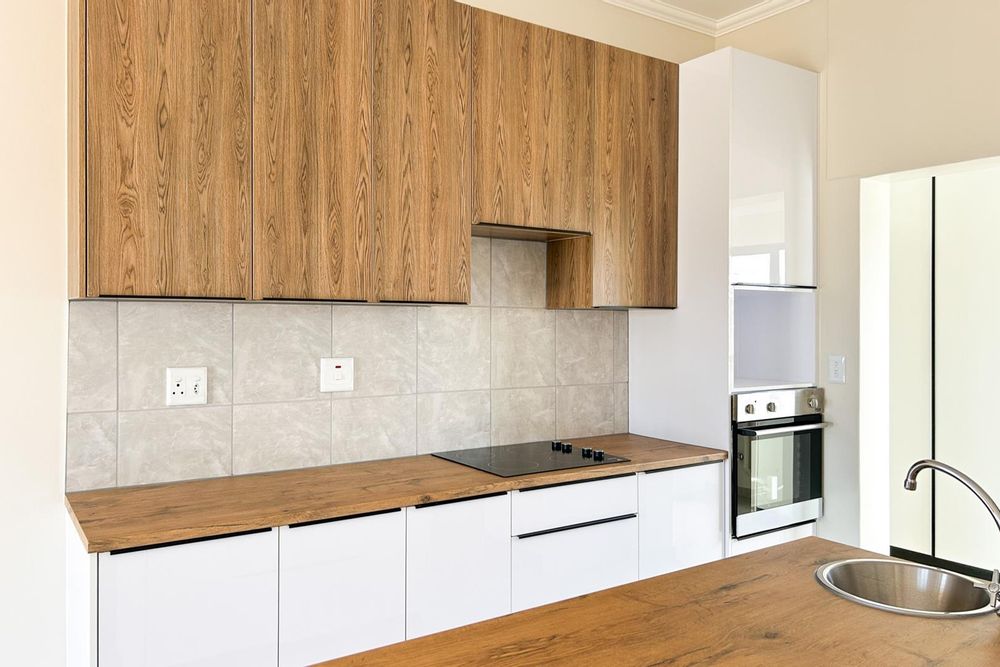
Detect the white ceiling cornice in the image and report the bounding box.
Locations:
[603,0,812,38]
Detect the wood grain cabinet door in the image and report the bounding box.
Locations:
[373,0,472,304]
[86,0,252,298]
[472,11,594,233]
[253,0,372,301]
[593,44,678,308]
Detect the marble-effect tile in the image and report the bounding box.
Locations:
[471,237,491,306]
[418,307,490,392]
[614,310,629,383]
[332,395,417,464]
[417,391,490,454]
[491,387,555,446]
[68,301,118,413]
[118,406,232,486]
[66,412,117,491]
[233,401,331,474]
[492,308,555,388]
[491,239,547,308]
[556,384,615,439]
[556,310,614,385]
[332,305,416,398]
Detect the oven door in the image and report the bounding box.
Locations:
[734,422,825,538]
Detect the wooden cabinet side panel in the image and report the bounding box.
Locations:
[594,45,677,308]
[546,236,592,309]
[472,11,593,232]
[252,0,372,301]
[69,0,86,297]
[86,0,251,298]
[373,0,471,303]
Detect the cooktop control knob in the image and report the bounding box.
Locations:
[561,442,573,453]
[594,450,605,461]
[766,402,777,413]
[551,440,562,451]
[582,447,593,458]
[745,404,755,415]
[809,396,821,410]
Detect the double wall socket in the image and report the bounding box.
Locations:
[165,367,208,406]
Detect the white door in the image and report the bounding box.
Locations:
[279,509,405,665]
[639,463,725,579]
[511,515,638,612]
[405,493,511,638]
[98,529,278,667]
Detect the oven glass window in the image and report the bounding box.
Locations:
[736,428,822,516]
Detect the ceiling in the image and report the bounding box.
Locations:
[603,0,811,37]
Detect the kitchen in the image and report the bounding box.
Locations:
[4,0,1000,665]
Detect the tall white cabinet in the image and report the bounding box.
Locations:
[98,529,279,667]
[630,47,819,556]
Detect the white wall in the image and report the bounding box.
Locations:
[0,0,69,663]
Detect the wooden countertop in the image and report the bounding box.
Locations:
[320,537,1000,666]
[66,433,725,553]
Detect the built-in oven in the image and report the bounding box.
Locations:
[731,388,825,539]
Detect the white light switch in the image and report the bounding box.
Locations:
[827,354,846,384]
[321,357,354,392]
[165,367,208,406]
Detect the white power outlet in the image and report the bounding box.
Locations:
[165,367,208,406]
[827,355,846,384]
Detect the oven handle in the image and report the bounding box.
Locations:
[738,422,830,437]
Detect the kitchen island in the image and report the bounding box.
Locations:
[320,537,1000,666]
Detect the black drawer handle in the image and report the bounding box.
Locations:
[516,513,637,540]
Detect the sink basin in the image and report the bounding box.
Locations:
[816,558,995,618]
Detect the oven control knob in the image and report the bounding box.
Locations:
[561,442,573,453]
[551,440,562,451]
[594,450,605,461]
[808,396,820,410]
[582,447,593,458]
[744,404,755,415]
[766,402,777,413]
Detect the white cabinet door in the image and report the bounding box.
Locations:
[511,515,638,612]
[279,509,405,665]
[98,529,278,667]
[639,463,725,579]
[406,493,511,639]
[729,49,817,287]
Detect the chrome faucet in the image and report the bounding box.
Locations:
[905,459,1000,615]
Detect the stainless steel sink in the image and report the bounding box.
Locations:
[816,558,995,618]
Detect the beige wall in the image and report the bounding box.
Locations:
[0,0,68,663]
[458,0,714,62]
[718,0,1000,544]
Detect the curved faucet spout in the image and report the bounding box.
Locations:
[904,459,1000,536]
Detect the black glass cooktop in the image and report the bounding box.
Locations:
[433,441,629,477]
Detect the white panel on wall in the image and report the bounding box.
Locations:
[934,164,1000,571]
[732,287,816,390]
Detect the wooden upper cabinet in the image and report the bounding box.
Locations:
[472,11,594,233]
[373,0,472,304]
[592,44,678,308]
[252,0,372,301]
[86,0,251,298]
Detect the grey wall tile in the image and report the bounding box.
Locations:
[491,239,546,308]
[332,306,416,398]
[491,387,555,446]
[556,384,615,439]
[118,301,232,410]
[471,237,491,307]
[332,395,417,464]
[556,310,614,385]
[234,303,331,403]
[68,301,117,413]
[118,406,232,486]
[417,307,490,392]
[614,310,629,383]
[417,391,490,454]
[492,308,555,388]
[233,401,331,475]
[66,412,117,491]
[614,383,629,434]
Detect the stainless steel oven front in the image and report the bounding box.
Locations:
[731,388,825,539]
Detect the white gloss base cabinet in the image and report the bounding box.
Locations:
[405,494,512,639]
[639,463,726,579]
[278,510,405,666]
[97,529,278,667]
[512,515,639,612]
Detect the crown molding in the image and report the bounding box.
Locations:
[603,0,811,38]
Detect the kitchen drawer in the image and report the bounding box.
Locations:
[511,514,638,611]
[511,474,637,536]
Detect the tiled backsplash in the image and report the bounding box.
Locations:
[65,238,629,491]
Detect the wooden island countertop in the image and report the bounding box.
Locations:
[65,433,725,553]
[320,537,1000,666]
